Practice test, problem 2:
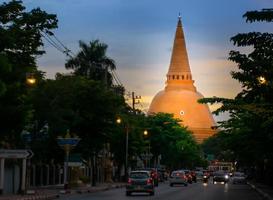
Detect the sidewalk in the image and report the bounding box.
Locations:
[248,181,273,200]
[0,182,126,200]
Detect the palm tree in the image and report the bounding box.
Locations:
[65,40,116,86]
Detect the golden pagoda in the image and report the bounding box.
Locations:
[148,17,217,142]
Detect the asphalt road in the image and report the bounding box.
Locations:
[59,181,262,200]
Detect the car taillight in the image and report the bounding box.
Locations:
[128,178,132,184]
[147,178,153,185]
[183,175,187,179]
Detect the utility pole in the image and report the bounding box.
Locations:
[131,92,141,113]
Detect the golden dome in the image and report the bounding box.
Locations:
[149,89,216,142]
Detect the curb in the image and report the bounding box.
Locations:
[248,182,273,200]
[0,194,60,200]
[73,183,126,194]
[0,183,126,200]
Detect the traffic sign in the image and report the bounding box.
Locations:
[0,149,34,159]
[57,138,81,146]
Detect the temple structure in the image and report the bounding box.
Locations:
[148,17,217,142]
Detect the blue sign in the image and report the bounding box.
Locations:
[57,138,80,146]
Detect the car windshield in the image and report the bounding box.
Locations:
[171,171,185,177]
[234,172,245,177]
[130,172,149,179]
[196,171,203,175]
[214,172,225,176]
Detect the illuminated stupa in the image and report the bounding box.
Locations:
[148,17,216,142]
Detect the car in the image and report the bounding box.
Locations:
[213,171,229,184]
[136,168,159,186]
[195,171,204,181]
[126,170,155,196]
[169,170,188,186]
[231,172,247,184]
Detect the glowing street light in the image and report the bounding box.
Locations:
[143,130,148,136]
[116,117,121,124]
[258,76,266,84]
[26,73,36,85]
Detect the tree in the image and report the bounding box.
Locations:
[30,74,126,163]
[0,0,57,147]
[145,113,204,169]
[199,9,273,183]
[65,40,116,86]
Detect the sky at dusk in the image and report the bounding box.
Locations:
[3,0,273,121]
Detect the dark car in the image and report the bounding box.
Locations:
[231,172,247,184]
[213,171,229,184]
[126,170,155,196]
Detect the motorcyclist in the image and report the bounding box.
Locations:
[203,171,209,183]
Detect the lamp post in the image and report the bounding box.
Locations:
[142,129,153,168]
[116,117,129,180]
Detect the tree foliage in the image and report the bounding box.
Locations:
[65,40,116,86]
[30,74,126,162]
[0,0,57,147]
[145,113,205,169]
[200,9,273,183]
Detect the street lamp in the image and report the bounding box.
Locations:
[143,129,148,136]
[142,130,153,168]
[26,73,36,85]
[116,117,129,180]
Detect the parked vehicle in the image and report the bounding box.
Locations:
[231,172,247,184]
[169,170,188,186]
[126,170,155,196]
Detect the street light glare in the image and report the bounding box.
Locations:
[116,117,122,124]
[258,76,266,84]
[26,77,36,85]
[26,73,36,85]
[143,130,148,136]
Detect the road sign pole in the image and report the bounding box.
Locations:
[63,149,69,189]
[21,158,27,194]
[0,158,5,194]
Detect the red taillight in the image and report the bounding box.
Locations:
[147,178,153,185]
[183,175,187,179]
[128,178,132,184]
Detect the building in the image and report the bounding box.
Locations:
[148,17,217,142]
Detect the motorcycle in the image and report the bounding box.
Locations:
[203,175,209,183]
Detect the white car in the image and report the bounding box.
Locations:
[169,170,188,186]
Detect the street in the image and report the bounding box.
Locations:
[59,181,261,200]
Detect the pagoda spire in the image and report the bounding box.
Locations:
[166,16,195,91]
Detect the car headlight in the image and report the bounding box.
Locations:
[225,175,229,179]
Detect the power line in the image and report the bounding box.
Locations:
[41,32,65,54]
[41,31,75,58]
